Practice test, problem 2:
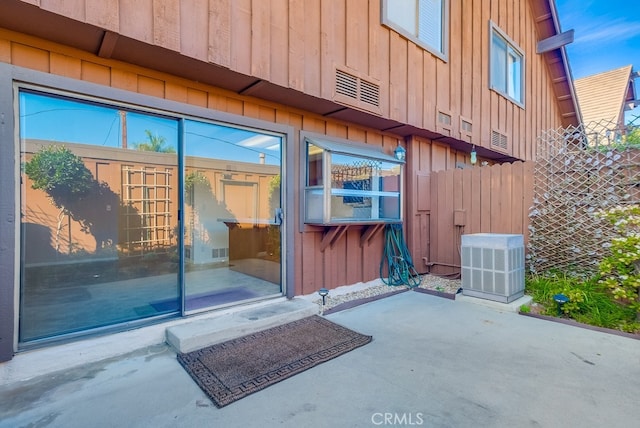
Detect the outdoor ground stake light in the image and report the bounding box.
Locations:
[318,288,329,315]
[553,293,569,316]
[318,288,329,305]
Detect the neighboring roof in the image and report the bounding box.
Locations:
[574,65,635,125]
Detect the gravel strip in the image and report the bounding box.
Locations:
[305,274,462,313]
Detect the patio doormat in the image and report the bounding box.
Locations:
[177,315,372,408]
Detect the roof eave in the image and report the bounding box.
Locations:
[531,0,582,127]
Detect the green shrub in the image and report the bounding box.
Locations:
[519,304,531,314]
[595,205,640,315]
[525,272,639,333]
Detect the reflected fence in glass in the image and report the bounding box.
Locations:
[182,119,282,312]
[19,90,180,342]
[17,89,285,343]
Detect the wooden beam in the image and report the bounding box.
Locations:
[320,225,349,251]
[537,30,574,54]
[360,223,384,247]
[535,13,552,23]
[97,31,119,58]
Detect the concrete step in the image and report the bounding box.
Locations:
[166,298,319,353]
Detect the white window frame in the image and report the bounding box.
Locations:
[302,133,404,226]
[489,21,525,107]
[381,0,449,61]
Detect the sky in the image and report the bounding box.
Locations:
[555,0,640,124]
[20,90,281,165]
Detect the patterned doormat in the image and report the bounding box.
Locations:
[177,315,372,408]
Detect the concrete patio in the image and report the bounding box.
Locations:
[1,291,639,428]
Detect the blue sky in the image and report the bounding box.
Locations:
[555,0,640,123]
[20,90,281,165]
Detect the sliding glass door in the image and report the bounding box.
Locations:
[17,88,284,345]
[19,89,180,342]
[182,119,282,312]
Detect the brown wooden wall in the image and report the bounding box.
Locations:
[411,161,535,276]
[8,0,567,162]
[2,0,568,295]
[0,28,410,294]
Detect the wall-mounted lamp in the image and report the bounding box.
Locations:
[394,143,406,161]
[470,145,477,165]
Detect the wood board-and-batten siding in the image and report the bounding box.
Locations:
[8,0,567,161]
[2,0,564,293]
[413,161,534,276]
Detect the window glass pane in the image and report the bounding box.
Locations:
[184,120,280,164]
[491,32,507,93]
[183,119,282,311]
[491,27,523,103]
[418,0,443,52]
[331,153,378,191]
[380,195,401,220]
[331,195,374,220]
[19,90,179,342]
[305,188,324,223]
[507,47,522,101]
[383,0,446,56]
[387,0,417,35]
[329,154,400,222]
[307,143,323,186]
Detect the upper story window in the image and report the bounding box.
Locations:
[490,22,524,106]
[382,0,448,60]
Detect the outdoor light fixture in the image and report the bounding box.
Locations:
[553,293,569,316]
[318,288,329,315]
[318,288,329,305]
[470,145,477,165]
[394,143,406,161]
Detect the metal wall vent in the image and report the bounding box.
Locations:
[436,109,452,136]
[460,118,473,143]
[336,70,359,99]
[360,80,380,107]
[334,69,381,114]
[438,111,452,125]
[212,248,229,259]
[491,130,508,150]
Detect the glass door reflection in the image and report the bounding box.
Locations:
[183,120,282,312]
[18,90,180,343]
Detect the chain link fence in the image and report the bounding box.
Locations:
[528,116,640,275]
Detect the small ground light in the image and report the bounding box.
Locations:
[318,288,329,305]
[553,293,569,316]
[318,288,329,315]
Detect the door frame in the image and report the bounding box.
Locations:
[4,63,296,355]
